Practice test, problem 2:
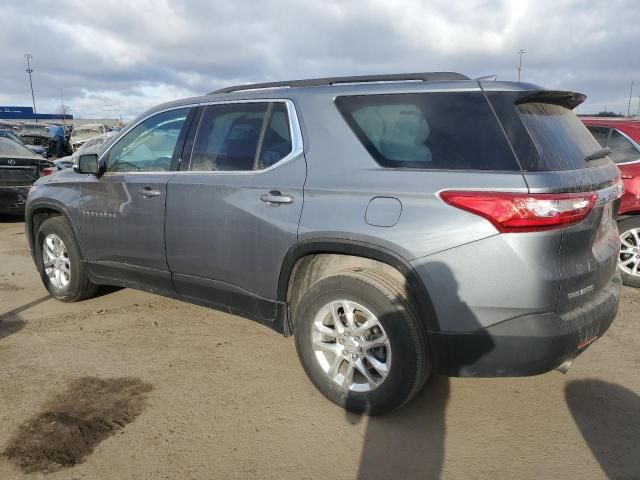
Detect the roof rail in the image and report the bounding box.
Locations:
[210,72,470,94]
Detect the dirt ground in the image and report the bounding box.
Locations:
[0,218,639,480]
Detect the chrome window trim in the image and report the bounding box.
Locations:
[98,104,196,166]
[610,128,640,165]
[181,98,302,175]
[99,99,303,176]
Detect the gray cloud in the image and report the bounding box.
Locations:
[1,0,639,119]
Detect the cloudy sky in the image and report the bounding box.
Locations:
[1,0,639,120]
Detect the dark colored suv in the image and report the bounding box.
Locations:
[25,73,623,414]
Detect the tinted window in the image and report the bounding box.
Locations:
[586,126,611,147]
[189,102,292,172]
[517,103,603,171]
[335,92,518,170]
[0,130,24,144]
[107,108,189,172]
[607,129,640,164]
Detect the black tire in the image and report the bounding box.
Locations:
[35,216,98,302]
[294,269,430,415]
[618,216,640,288]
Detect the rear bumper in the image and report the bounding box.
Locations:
[0,186,29,215]
[431,273,622,377]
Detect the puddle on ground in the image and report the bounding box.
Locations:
[2,377,152,473]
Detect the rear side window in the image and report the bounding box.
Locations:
[335,92,519,170]
[586,126,611,147]
[606,129,640,164]
[189,102,292,172]
[516,103,603,171]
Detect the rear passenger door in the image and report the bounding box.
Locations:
[165,100,305,321]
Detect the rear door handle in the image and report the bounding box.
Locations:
[139,188,161,198]
[260,191,294,204]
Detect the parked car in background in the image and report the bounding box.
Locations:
[70,124,109,151]
[0,129,47,157]
[0,137,54,215]
[18,122,54,155]
[26,73,623,414]
[582,117,640,286]
[54,132,115,170]
[0,120,21,135]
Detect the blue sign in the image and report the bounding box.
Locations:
[0,106,72,121]
[0,106,34,116]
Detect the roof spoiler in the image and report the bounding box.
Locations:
[515,90,587,110]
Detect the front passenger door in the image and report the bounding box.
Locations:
[78,107,193,291]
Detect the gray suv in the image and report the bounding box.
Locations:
[25,72,623,414]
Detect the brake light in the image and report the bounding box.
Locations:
[39,165,55,177]
[440,191,598,233]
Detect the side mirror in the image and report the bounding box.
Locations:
[75,154,100,175]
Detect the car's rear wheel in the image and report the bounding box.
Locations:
[618,216,640,288]
[36,216,98,301]
[294,269,430,415]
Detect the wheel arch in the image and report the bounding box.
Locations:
[26,200,80,259]
[278,239,441,335]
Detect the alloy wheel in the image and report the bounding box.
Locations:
[43,233,71,289]
[619,227,640,277]
[311,300,391,392]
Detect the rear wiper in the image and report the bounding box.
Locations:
[585,147,611,161]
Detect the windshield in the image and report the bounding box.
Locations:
[517,102,604,170]
[0,130,24,145]
[0,137,36,156]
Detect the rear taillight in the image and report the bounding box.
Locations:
[440,191,598,233]
[39,165,55,177]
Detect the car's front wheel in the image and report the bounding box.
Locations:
[35,216,98,301]
[294,269,430,415]
[618,216,640,287]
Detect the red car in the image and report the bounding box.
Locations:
[582,117,640,286]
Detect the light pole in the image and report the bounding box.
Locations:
[517,49,526,82]
[626,81,634,117]
[24,53,37,123]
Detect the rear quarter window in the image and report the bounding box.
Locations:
[335,92,519,171]
[516,102,604,171]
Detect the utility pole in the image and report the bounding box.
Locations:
[517,49,526,82]
[24,53,37,123]
[60,90,66,125]
[626,81,634,117]
[637,96,640,118]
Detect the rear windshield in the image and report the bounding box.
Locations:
[0,137,34,156]
[335,92,519,170]
[516,102,603,171]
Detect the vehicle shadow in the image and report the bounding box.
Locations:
[565,379,640,478]
[0,295,50,341]
[0,295,51,322]
[349,262,495,479]
[0,318,25,341]
[348,376,450,479]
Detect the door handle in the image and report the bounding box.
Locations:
[260,191,294,204]
[139,188,161,198]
